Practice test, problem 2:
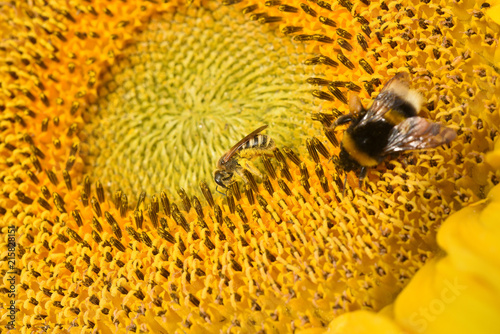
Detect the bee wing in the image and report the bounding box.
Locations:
[382,116,456,155]
[221,125,268,165]
[358,73,412,127]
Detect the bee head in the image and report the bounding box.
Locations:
[214,170,233,188]
[338,146,361,172]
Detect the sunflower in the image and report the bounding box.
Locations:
[1,0,499,333]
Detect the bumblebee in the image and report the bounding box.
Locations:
[214,125,275,189]
[330,72,456,185]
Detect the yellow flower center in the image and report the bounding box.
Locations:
[83,3,320,197]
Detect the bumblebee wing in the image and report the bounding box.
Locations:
[357,91,397,126]
[358,73,412,127]
[382,116,456,155]
[221,125,268,164]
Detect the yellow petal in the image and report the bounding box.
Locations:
[325,310,403,334]
[485,139,500,170]
[393,185,500,334]
[487,3,500,25]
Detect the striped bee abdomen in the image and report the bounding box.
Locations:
[239,134,275,151]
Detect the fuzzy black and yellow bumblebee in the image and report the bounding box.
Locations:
[329,72,456,186]
[214,125,275,189]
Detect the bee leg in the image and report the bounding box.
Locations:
[234,168,247,183]
[358,167,368,188]
[331,95,366,131]
[329,114,355,132]
[239,159,263,179]
[338,115,355,124]
[342,174,348,198]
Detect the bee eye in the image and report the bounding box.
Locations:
[214,170,233,188]
[214,173,225,187]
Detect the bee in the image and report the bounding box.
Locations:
[329,72,456,186]
[214,125,275,190]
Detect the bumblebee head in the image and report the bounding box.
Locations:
[214,169,233,189]
[338,145,361,172]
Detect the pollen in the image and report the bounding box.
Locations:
[0,0,499,333]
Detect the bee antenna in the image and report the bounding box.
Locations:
[215,186,227,197]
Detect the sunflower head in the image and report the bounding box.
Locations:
[1,0,499,332]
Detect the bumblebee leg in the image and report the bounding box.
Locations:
[343,174,348,198]
[331,114,355,131]
[358,167,368,188]
[330,95,364,130]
